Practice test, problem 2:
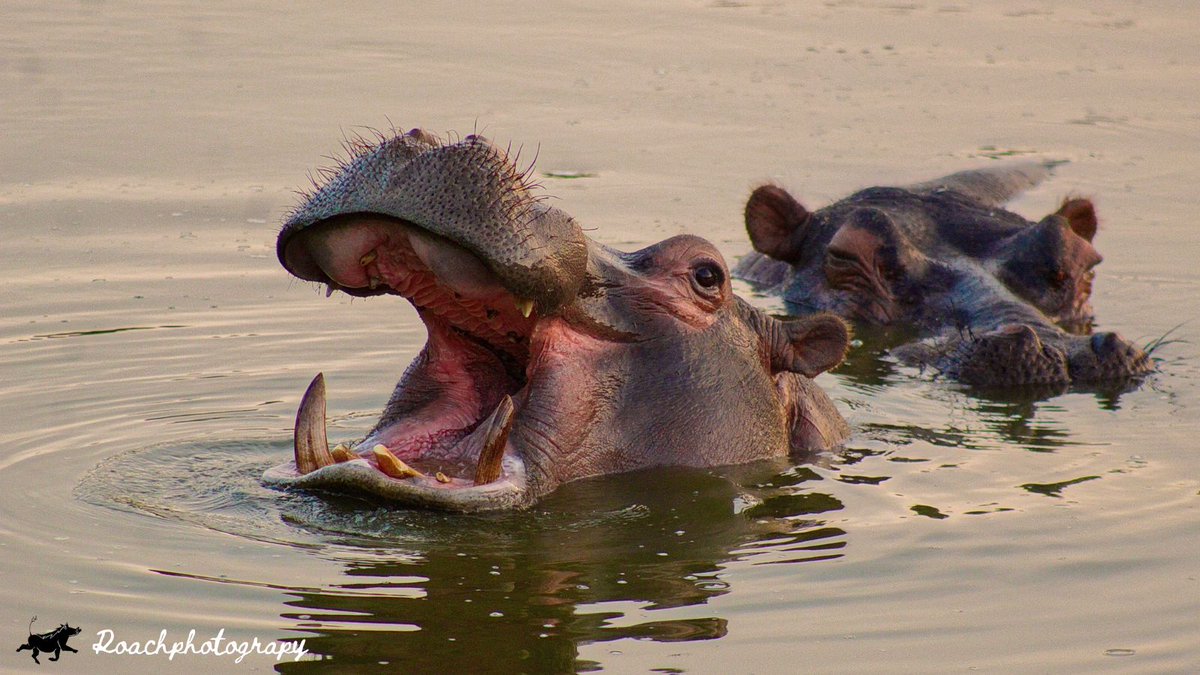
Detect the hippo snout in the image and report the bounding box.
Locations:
[1070,330,1151,382]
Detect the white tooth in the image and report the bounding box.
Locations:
[515,298,534,318]
[359,251,377,266]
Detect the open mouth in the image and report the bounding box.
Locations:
[265,214,547,509]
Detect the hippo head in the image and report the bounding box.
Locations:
[264,130,851,511]
[736,166,1152,388]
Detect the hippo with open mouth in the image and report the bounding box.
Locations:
[734,164,1154,387]
[263,129,851,511]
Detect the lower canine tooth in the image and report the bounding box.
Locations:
[373,444,423,479]
[294,373,335,474]
[474,395,516,485]
[331,444,356,463]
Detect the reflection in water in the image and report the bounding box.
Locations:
[1020,475,1101,498]
[79,446,848,672]
[270,465,846,672]
[837,332,1088,452]
[832,325,1148,412]
[812,322,914,397]
[910,504,950,520]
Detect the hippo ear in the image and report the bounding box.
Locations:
[745,185,811,263]
[1055,198,1097,242]
[775,313,851,377]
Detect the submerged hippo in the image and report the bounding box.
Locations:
[264,129,851,511]
[734,164,1153,387]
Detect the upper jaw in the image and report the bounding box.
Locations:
[282,214,541,363]
[276,130,590,316]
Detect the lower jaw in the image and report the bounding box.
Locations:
[263,455,533,512]
[263,373,535,512]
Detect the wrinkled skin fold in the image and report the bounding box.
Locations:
[264,129,851,511]
[734,163,1153,388]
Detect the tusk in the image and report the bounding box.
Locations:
[373,444,424,479]
[294,373,335,474]
[515,297,535,318]
[474,395,516,485]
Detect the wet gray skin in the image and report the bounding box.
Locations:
[734,164,1153,388]
[264,130,851,512]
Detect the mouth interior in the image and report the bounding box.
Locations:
[284,214,540,488]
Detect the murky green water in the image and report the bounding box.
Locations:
[2,1,1197,672]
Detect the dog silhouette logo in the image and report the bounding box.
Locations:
[15,616,82,664]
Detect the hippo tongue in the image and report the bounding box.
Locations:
[291,372,513,487]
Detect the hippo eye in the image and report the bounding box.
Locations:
[1047,269,1068,288]
[691,262,725,292]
